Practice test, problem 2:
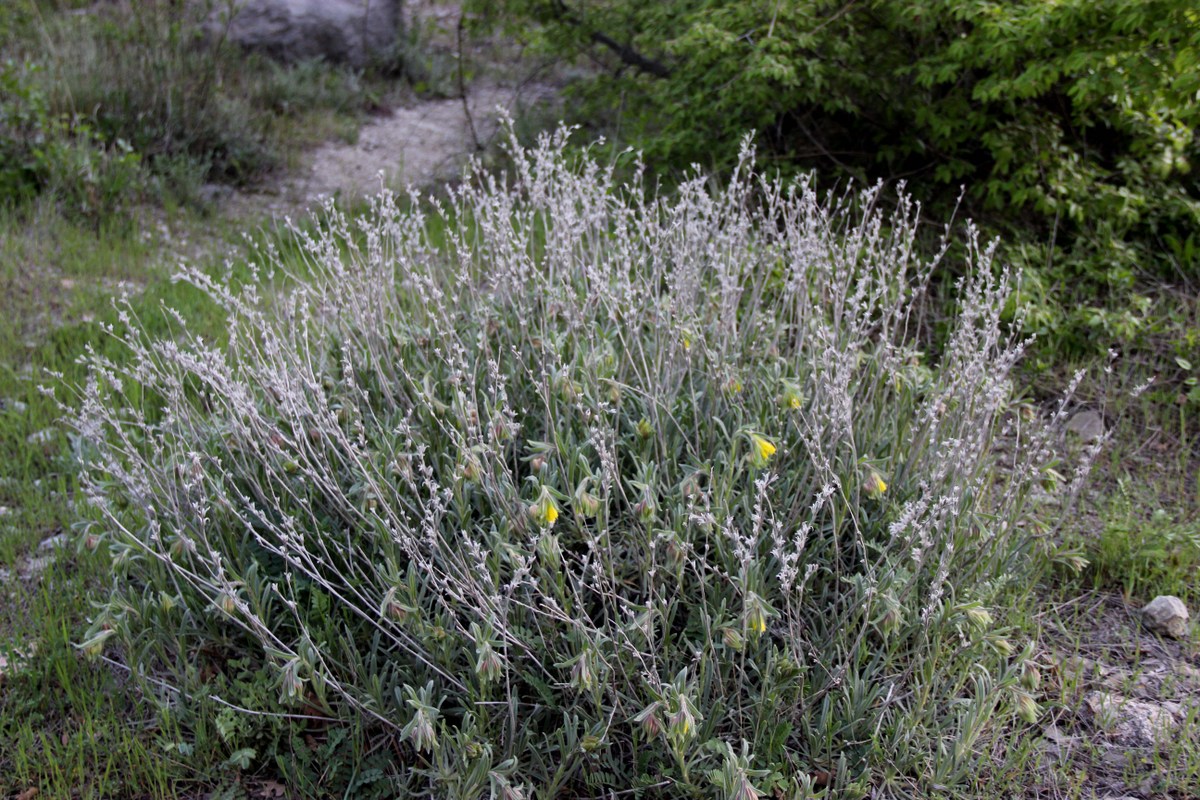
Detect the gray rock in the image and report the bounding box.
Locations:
[1083,691,1181,747]
[1142,595,1190,639]
[208,0,402,68]
[1042,722,1077,745]
[38,533,68,551]
[1065,409,1105,441]
[18,555,54,580]
[196,183,234,206]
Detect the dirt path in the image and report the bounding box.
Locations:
[289,83,555,203]
[227,0,561,218]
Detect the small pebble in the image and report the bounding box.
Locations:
[38,534,68,551]
[1142,595,1190,639]
[1065,409,1105,441]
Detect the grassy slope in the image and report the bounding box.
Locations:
[0,203,249,797]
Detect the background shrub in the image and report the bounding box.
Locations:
[0,58,143,220]
[68,130,1086,797]
[471,0,1200,356]
[0,0,377,216]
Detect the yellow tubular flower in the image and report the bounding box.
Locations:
[865,470,887,497]
[743,591,773,637]
[749,434,776,467]
[529,488,560,527]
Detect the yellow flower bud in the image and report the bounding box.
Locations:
[864,470,887,497]
[964,605,993,630]
[632,701,663,737]
[781,382,804,410]
[1014,690,1040,724]
[743,591,773,637]
[574,481,601,517]
[1021,661,1042,691]
[461,457,481,482]
[529,488,559,527]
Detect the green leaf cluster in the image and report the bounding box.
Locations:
[476,0,1200,353]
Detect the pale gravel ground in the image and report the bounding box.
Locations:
[229,0,562,216]
[286,81,557,204]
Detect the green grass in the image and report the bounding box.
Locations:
[0,195,445,796]
[1,556,188,798]
[1082,480,1200,605]
[0,203,250,795]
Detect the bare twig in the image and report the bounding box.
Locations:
[457,9,481,152]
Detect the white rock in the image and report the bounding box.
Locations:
[18,555,54,580]
[38,533,68,551]
[1083,691,1181,747]
[209,0,402,68]
[1142,595,1190,639]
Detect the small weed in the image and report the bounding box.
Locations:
[1080,480,1200,604]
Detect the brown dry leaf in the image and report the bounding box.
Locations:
[810,770,835,788]
[16,787,39,800]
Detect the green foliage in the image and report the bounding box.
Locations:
[472,0,1200,355]
[1079,478,1200,603]
[0,59,143,221]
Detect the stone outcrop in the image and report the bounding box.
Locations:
[208,0,402,68]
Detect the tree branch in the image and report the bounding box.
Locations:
[553,0,672,78]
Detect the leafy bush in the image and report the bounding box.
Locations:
[68,129,1084,796]
[27,1,278,186]
[0,59,143,219]
[472,0,1200,355]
